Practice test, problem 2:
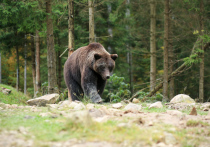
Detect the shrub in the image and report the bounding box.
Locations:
[103,74,131,102]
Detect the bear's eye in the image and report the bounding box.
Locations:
[109,66,113,71]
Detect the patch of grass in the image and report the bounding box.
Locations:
[141,104,167,113]
[0,84,30,105]
[186,120,209,127]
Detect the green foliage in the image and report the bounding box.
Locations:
[0,84,29,105]
[136,91,163,103]
[103,74,131,102]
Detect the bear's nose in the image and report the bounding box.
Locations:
[106,76,110,79]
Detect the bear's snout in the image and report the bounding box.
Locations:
[106,76,110,79]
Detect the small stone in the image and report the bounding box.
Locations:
[46,104,59,109]
[59,100,72,107]
[24,115,35,119]
[93,116,108,123]
[148,121,153,126]
[86,103,95,109]
[1,88,12,95]
[74,103,85,110]
[124,103,142,111]
[69,102,79,108]
[132,98,140,103]
[0,103,6,109]
[149,101,163,109]
[189,107,197,115]
[0,107,3,110]
[112,103,123,109]
[203,108,209,111]
[164,132,176,145]
[18,106,25,109]
[65,110,93,126]
[89,108,105,118]
[166,110,183,116]
[117,123,130,128]
[18,126,28,135]
[11,104,18,109]
[39,112,52,117]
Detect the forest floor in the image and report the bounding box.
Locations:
[0,100,210,147]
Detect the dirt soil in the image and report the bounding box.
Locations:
[0,102,210,147]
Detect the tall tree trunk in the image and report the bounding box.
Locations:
[68,0,74,100]
[16,46,20,91]
[68,0,74,57]
[24,34,27,95]
[107,3,112,53]
[46,0,57,94]
[199,0,204,103]
[31,35,36,97]
[169,0,174,99]
[56,35,62,94]
[163,0,169,102]
[126,0,133,94]
[89,0,95,43]
[150,0,156,91]
[0,51,1,84]
[35,30,41,94]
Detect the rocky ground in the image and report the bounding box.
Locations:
[0,95,210,147]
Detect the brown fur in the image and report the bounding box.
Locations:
[64,42,118,103]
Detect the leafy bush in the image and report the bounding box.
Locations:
[136,91,163,103]
[103,74,131,102]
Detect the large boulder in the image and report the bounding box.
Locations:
[170,94,195,104]
[27,93,59,106]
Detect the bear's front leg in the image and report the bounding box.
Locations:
[81,69,103,103]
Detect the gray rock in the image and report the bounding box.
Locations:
[86,103,95,109]
[124,103,142,111]
[89,108,105,118]
[132,98,140,103]
[74,103,86,110]
[170,94,195,104]
[201,102,210,109]
[149,101,163,109]
[27,93,59,106]
[164,132,176,145]
[166,110,183,116]
[1,87,11,95]
[112,103,123,109]
[65,110,93,127]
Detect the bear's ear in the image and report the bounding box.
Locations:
[94,53,101,60]
[111,54,118,61]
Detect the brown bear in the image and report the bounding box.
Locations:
[64,42,118,103]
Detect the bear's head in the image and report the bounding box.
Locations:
[93,53,118,80]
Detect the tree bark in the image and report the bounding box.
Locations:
[24,34,27,95]
[31,35,36,97]
[169,0,174,99]
[68,0,75,101]
[16,45,19,91]
[35,30,41,94]
[0,51,1,84]
[89,0,95,43]
[68,0,74,57]
[46,0,57,94]
[163,0,169,102]
[199,0,204,103]
[150,0,156,91]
